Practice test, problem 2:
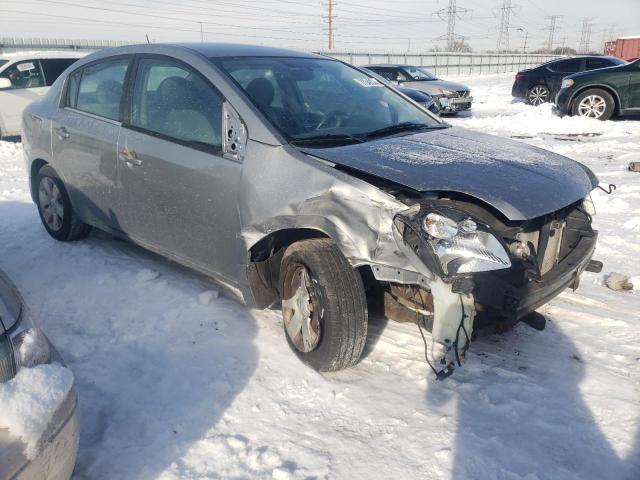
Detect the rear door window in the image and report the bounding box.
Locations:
[0,60,45,89]
[586,58,614,70]
[41,58,79,86]
[75,58,129,121]
[552,59,582,73]
[130,57,223,151]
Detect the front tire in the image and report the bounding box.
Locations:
[35,165,91,241]
[526,85,550,106]
[279,238,368,372]
[571,88,615,120]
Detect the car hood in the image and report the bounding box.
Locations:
[403,79,470,94]
[302,127,598,221]
[397,86,432,102]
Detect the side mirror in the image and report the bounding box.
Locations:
[0,78,11,89]
[223,101,247,162]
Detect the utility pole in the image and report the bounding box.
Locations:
[495,0,514,53]
[517,27,528,53]
[323,0,336,50]
[434,0,472,52]
[545,15,561,52]
[199,22,204,42]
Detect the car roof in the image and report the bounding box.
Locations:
[176,43,327,59]
[0,51,85,62]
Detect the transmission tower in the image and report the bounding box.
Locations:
[544,15,561,52]
[495,0,514,52]
[579,18,594,53]
[435,0,472,52]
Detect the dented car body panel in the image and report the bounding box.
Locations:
[22,43,600,368]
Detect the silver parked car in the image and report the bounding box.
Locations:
[0,269,79,479]
[363,64,473,114]
[23,44,602,376]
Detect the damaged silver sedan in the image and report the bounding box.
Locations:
[22,44,602,375]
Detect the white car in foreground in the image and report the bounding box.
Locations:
[0,52,83,139]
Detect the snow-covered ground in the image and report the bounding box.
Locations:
[1,73,639,479]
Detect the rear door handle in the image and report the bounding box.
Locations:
[55,126,70,140]
[119,148,142,167]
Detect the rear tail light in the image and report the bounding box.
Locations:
[515,73,525,79]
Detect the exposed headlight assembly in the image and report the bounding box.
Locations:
[581,194,596,216]
[420,211,511,277]
[561,78,574,89]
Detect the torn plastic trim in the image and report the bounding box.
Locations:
[223,101,247,162]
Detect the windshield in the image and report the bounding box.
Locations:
[217,57,441,142]
[403,66,437,81]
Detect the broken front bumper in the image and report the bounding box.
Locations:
[473,231,598,331]
[437,96,473,113]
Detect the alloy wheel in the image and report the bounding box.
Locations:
[528,86,548,106]
[577,95,607,119]
[282,265,321,353]
[38,177,64,231]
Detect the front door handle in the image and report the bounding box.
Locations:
[55,126,70,140]
[119,148,142,167]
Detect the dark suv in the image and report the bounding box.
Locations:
[512,56,626,105]
[555,58,640,120]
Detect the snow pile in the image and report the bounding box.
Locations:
[0,364,74,459]
[0,73,639,479]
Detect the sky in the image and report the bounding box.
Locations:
[1,0,638,53]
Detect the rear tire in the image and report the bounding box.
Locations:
[571,88,615,121]
[279,238,368,372]
[35,165,91,241]
[526,85,550,106]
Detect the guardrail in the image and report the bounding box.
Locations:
[0,37,137,53]
[317,52,562,75]
[1,38,560,75]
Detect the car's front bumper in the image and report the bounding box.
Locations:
[0,387,79,480]
[554,88,572,116]
[473,231,598,330]
[436,95,473,113]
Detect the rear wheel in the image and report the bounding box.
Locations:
[571,88,615,120]
[35,165,91,241]
[526,85,550,106]
[280,238,368,372]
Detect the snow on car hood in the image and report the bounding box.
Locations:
[0,364,74,459]
[303,127,598,220]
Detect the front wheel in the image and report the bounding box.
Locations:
[526,85,550,106]
[279,238,368,372]
[35,165,92,241]
[571,88,615,120]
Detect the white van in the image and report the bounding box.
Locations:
[0,52,84,139]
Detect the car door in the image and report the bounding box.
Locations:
[117,55,243,281]
[547,58,583,96]
[627,61,640,110]
[0,60,47,136]
[50,56,131,231]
